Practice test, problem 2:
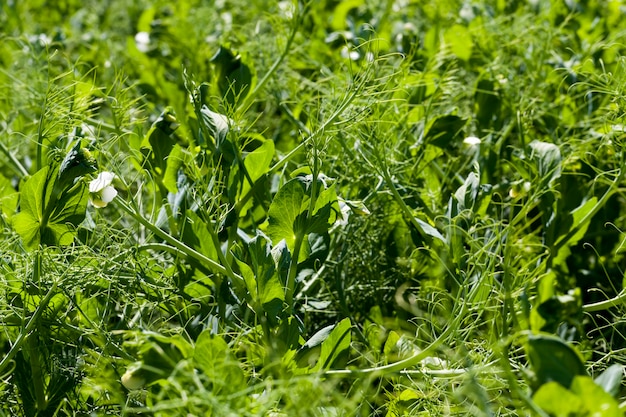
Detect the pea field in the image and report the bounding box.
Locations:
[2,1,626,416]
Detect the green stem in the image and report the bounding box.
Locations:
[237,3,303,114]
[380,164,434,246]
[0,140,29,178]
[325,300,466,377]
[0,282,58,377]
[26,251,49,412]
[285,231,304,307]
[285,150,321,307]
[583,290,626,312]
[268,65,367,176]
[115,198,244,290]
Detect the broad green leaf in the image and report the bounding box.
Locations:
[267,177,307,251]
[526,333,587,389]
[199,105,230,147]
[180,211,219,268]
[295,322,335,369]
[193,330,228,376]
[239,139,274,216]
[0,173,18,217]
[532,381,581,416]
[162,144,184,194]
[193,330,245,393]
[331,0,364,31]
[414,217,445,244]
[210,46,252,106]
[533,290,582,333]
[46,182,90,243]
[57,142,97,187]
[529,140,561,186]
[311,317,351,372]
[306,183,340,235]
[534,376,622,417]
[454,172,480,213]
[141,107,179,175]
[443,24,473,61]
[12,211,41,249]
[267,177,339,262]
[12,165,89,249]
[19,166,52,226]
[594,364,623,397]
[571,376,621,416]
[243,139,274,184]
[248,235,284,307]
[554,197,598,259]
[234,234,286,319]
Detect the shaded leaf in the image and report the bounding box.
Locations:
[526,333,587,390]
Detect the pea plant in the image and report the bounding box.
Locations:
[3,0,626,416]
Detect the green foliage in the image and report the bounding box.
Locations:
[13,143,96,249]
[3,0,626,415]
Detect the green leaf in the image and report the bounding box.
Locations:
[243,139,274,183]
[267,176,340,262]
[553,197,598,260]
[532,381,582,416]
[529,140,561,187]
[311,317,351,372]
[193,330,244,393]
[233,234,286,320]
[594,364,623,397]
[239,139,274,215]
[57,142,97,187]
[46,182,89,245]
[12,165,89,249]
[249,235,284,307]
[454,172,480,213]
[199,105,230,147]
[12,211,41,249]
[141,107,179,175]
[571,376,621,416]
[414,217,445,244]
[525,333,587,390]
[533,376,622,417]
[181,210,219,264]
[423,114,467,148]
[443,24,473,61]
[210,46,253,106]
[162,144,184,194]
[0,173,18,217]
[306,183,340,235]
[267,177,307,251]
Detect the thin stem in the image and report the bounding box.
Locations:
[27,251,47,411]
[237,3,303,114]
[0,140,29,178]
[269,68,368,176]
[0,282,58,376]
[325,300,466,376]
[583,290,626,312]
[115,198,245,290]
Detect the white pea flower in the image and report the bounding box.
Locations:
[89,172,118,208]
[463,136,481,146]
[134,32,151,53]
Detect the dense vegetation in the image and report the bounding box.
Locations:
[2,0,626,415]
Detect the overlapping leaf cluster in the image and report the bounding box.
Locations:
[2,0,626,416]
